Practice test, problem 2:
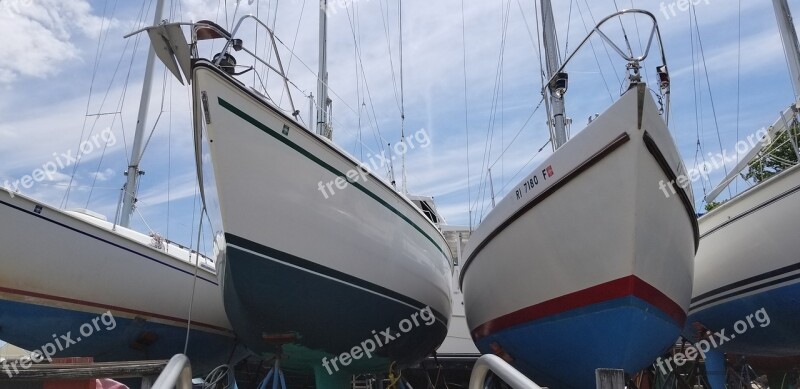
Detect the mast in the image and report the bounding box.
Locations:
[774,0,800,98]
[316,0,331,138]
[774,0,800,161]
[706,0,800,202]
[119,0,166,227]
[399,0,407,194]
[540,0,568,150]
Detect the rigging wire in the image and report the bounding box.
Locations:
[516,0,543,72]
[574,2,614,102]
[62,0,129,208]
[399,0,407,193]
[691,4,732,199]
[488,98,546,172]
[496,139,552,196]
[735,0,742,193]
[278,0,307,107]
[378,0,403,114]
[166,54,175,244]
[264,0,281,87]
[341,3,390,166]
[474,0,512,223]
[461,0,473,230]
[689,4,709,199]
[580,0,623,90]
[563,0,573,60]
[345,2,364,159]
[611,0,634,57]
[628,0,651,84]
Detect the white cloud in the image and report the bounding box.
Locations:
[0,0,117,83]
[90,167,115,182]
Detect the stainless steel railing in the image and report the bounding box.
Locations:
[468,354,543,389]
[151,354,193,389]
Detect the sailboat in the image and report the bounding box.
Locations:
[685,0,800,358]
[0,0,247,375]
[459,4,696,388]
[137,3,452,384]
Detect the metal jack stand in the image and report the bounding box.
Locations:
[258,347,288,389]
[258,358,287,389]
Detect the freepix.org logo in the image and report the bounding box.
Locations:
[317,128,431,199]
[2,311,117,378]
[658,127,771,199]
[659,0,711,20]
[320,306,436,375]
[2,128,117,198]
[655,308,771,375]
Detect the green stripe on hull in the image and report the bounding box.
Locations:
[215,97,448,258]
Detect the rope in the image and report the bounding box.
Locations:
[386,362,402,389]
[183,206,206,355]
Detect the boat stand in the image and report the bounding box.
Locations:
[258,358,287,389]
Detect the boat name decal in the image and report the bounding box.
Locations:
[515,165,554,200]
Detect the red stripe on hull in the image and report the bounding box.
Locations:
[0,286,230,333]
[471,275,686,341]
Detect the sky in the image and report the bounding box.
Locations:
[0,0,797,249]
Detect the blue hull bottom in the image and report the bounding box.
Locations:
[685,281,800,356]
[223,234,448,375]
[0,299,246,374]
[476,296,681,388]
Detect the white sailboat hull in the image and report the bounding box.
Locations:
[193,61,452,374]
[687,163,800,356]
[460,85,696,388]
[0,190,244,373]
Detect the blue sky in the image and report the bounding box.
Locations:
[0,0,796,248]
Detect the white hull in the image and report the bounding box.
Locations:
[460,85,696,387]
[193,61,452,372]
[0,190,243,372]
[688,163,800,356]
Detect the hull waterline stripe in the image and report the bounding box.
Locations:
[215,97,448,259]
[225,233,449,326]
[700,183,800,239]
[642,131,700,251]
[471,275,686,341]
[690,260,800,312]
[459,132,631,285]
[0,285,231,334]
[0,199,218,286]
